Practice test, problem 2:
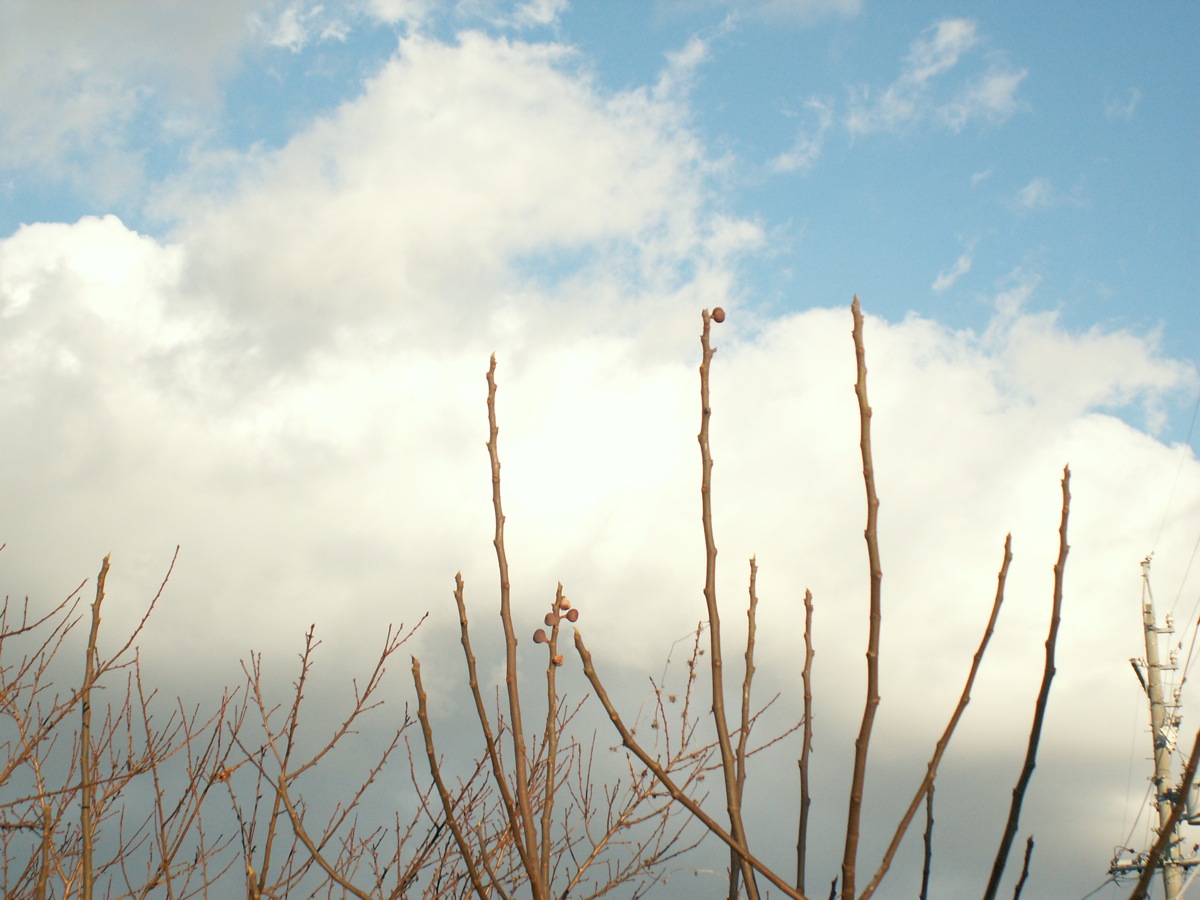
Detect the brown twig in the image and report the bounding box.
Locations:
[574,630,808,900]
[730,557,759,900]
[698,308,759,900]
[983,466,1070,900]
[1012,835,1034,900]
[80,554,110,900]
[412,658,491,900]
[858,533,1013,899]
[539,585,567,888]
[919,785,934,900]
[449,573,538,883]
[797,587,814,895]
[486,354,543,898]
[842,296,882,900]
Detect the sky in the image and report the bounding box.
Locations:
[1,1,1198,897]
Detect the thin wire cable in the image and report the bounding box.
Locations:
[1118,688,1150,850]
[1079,876,1118,899]
[1175,534,1200,685]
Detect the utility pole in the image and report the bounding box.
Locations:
[1111,557,1200,897]
[1142,556,1185,899]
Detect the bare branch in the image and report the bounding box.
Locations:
[698,308,759,900]
[574,630,809,900]
[486,355,542,897]
[858,533,1013,899]
[80,554,110,900]
[983,467,1070,900]
[919,785,933,900]
[412,657,492,900]
[842,296,883,900]
[797,587,814,895]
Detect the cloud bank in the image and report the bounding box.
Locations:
[2,22,1197,897]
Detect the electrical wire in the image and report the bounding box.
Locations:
[1079,875,1118,899]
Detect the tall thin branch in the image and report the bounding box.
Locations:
[842,296,883,900]
[698,308,759,900]
[411,658,491,900]
[573,631,809,900]
[730,558,760,900]
[80,554,110,900]
[539,585,566,887]
[858,534,1013,899]
[983,466,1071,900]
[797,587,814,895]
[919,785,934,900]
[450,574,538,882]
[486,354,542,897]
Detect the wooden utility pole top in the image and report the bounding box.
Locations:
[1110,557,1200,898]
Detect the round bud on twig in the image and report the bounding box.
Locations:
[544,612,558,626]
[565,608,579,623]
[552,654,564,667]
[533,629,549,644]
[558,597,571,611]
[712,307,726,323]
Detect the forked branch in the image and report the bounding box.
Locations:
[858,534,1013,899]
[983,466,1071,899]
[698,308,759,899]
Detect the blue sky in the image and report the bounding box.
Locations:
[1,2,1198,897]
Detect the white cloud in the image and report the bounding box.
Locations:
[149,31,717,366]
[661,0,862,22]
[846,18,1025,136]
[1010,176,1083,212]
[904,18,978,84]
[771,98,832,172]
[932,246,973,292]
[1105,87,1143,120]
[0,0,259,188]
[513,0,569,27]
[252,2,351,51]
[362,0,434,25]
[940,67,1027,130]
[459,0,570,30]
[1015,176,1054,209]
[654,34,713,102]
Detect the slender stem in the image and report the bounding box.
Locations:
[983,467,1070,900]
[858,534,1013,899]
[730,558,759,900]
[1012,836,1034,900]
[919,785,934,900]
[411,658,491,900]
[842,297,882,900]
[486,355,542,897]
[797,587,814,894]
[574,630,808,900]
[539,585,565,887]
[80,554,110,900]
[698,309,759,900]
[451,574,538,881]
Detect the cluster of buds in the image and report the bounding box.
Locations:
[532,594,580,666]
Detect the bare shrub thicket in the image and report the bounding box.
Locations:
[5,299,1159,898]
